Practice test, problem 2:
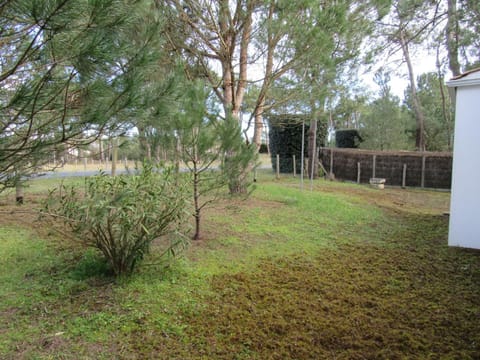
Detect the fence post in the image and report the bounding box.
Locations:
[329,148,334,178]
[276,154,280,180]
[402,164,407,188]
[357,162,361,184]
[293,155,296,177]
[372,155,376,178]
[421,155,426,188]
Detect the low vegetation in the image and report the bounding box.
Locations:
[1,173,479,359]
[43,164,189,276]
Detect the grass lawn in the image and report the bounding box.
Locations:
[1,172,479,359]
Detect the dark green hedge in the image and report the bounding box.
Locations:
[259,144,269,153]
[267,114,327,173]
[335,129,363,148]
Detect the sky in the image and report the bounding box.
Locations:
[363,47,449,100]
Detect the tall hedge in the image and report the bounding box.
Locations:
[335,129,363,148]
[267,114,327,173]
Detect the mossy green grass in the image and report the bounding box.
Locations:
[1,175,478,359]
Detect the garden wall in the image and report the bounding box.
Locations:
[318,148,452,189]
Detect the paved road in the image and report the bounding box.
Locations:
[37,168,133,179]
[34,164,272,179]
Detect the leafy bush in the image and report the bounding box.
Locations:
[44,164,189,277]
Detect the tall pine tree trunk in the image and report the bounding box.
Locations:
[399,29,426,151]
[111,137,118,177]
[219,0,253,195]
[137,125,151,161]
[98,138,103,163]
[308,118,318,179]
[192,159,201,240]
[252,106,264,152]
[447,0,461,77]
[308,99,319,179]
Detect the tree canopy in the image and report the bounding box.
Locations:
[0,0,161,190]
[1,0,478,191]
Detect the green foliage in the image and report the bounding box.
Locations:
[360,72,413,150]
[360,97,413,150]
[117,136,142,161]
[44,164,189,276]
[404,72,454,151]
[335,129,363,148]
[220,115,258,195]
[70,249,112,280]
[268,118,305,174]
[133,67,186,161]
[173,79,257,238]
[175,80,222,171]
[0,0,163,191]
[332,93,368,130]
[454,1,480,71]
[267,114,326,173]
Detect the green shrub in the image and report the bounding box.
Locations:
[44,164,189,277]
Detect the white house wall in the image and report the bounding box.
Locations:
[448,80,480,249]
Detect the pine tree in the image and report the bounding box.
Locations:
[0,0,161,192]
[160,0,387,187]
[360,72,413,150]
[173,79,256,240]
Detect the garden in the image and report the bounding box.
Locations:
[1,172,479,359]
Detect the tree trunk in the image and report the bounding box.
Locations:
[251,2,274,151]
[218,0,252,195]
[111,137,118,177]
[193,189,201,240]
[192,147,202,240]
[436,48,454,151]
[16,182,24,205]
[193,211,201,240]
[252,102,264,151]
[98,138,103,162]
[174,136,180,178]
[447,0,461,77]
[399,29,426,151]
[308,98,319,179]
[228,179,248,194]
[308,117,318,179]
[219,0,235,117]
[137,126,151,161]
[155,145,161,163]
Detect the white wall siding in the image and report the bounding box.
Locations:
[447,70,480,249]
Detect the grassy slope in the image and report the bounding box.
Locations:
[1,174,479,359]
